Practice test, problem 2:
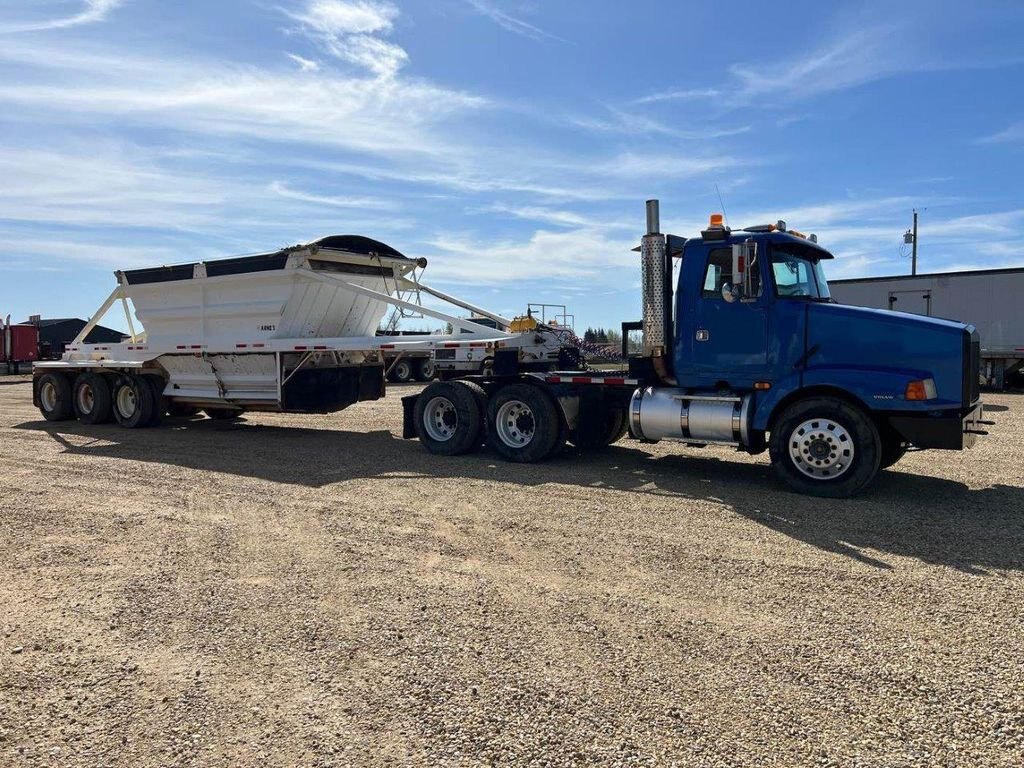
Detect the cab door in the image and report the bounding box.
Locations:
[684,244,769,387]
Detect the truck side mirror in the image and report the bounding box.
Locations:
[721,283,740,303]
[730,241,759,300]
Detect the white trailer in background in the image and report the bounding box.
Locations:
[31,235,568,426]
[829,267,1024,388]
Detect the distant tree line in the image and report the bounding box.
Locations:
[582,327,622,345]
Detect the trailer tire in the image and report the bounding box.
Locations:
[388,358,414,384]
[37,372,74,422]
[112,374,156,429]
[72,372,113,425]
[487,383,564,463]
[204,407,241,421]
[413,357,436,382]
[143,375,167,427]
[414,381,484,455]
[769,397,881,498]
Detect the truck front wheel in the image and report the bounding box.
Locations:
[769,397,881,498]
[487,383,564,462]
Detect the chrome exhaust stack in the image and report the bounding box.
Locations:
[640,200,675,383]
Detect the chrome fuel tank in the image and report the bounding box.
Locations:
[630,387,752,445]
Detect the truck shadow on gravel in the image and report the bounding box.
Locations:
[18,417,1024,574]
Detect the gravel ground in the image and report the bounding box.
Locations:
[1,375,1022,767]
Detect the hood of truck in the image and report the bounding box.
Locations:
[805,302,974,408]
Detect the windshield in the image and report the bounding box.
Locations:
[771,248,831,300]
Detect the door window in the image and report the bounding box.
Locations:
[702,247,762,298]
[701,248,733,298]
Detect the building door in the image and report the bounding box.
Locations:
[887,289,932,316]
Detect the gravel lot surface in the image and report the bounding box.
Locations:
[1,376,1022,767]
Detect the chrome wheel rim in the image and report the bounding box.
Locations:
[394,360,411,380]
[421,360,435,379]
[40,381,57,412]
[76,383,94,415]
[116,384,138,418]
[496,400,535,448]
[423,396,457,442]
[789,418,855,480]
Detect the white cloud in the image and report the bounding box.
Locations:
[329,33,408,78]
[0,43,484,156]
[464,0,565,42]
[424,226,636,285]
[0,0,122,34]
[632,88,722,105]
[565,104,750,140]
[598,152,743,180]
[285,0,407,78]
[268,180,389,210]
[474,204,604,229]
[286,52,320,71]
[287,0,397,35]
[635,17,1022,111]
[976,122,1024,145]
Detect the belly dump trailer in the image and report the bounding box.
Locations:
[32,235,568,425]
[34,204,989,497]
[829,268,1024,388]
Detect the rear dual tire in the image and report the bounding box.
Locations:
[414,358,436,382]
[486,383,566,463]
[37,373,74,422]
[112,374,157,429]
[387,359,414,384]
[414,380,486,455]
[571,405,628,449]
[73,373,114,425]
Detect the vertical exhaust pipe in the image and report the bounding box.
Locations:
[640,200,675,384]
[641,200,665,356]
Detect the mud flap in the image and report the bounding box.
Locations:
[402,393,419,439]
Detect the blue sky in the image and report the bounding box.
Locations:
[1,0,1022,333]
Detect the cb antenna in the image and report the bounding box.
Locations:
[714,183,730,228]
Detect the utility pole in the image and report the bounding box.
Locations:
[911,208,918,276]
[904,209,919,275]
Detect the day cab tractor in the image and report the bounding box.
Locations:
[404,200,988,497]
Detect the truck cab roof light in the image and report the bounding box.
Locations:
[776,220,787,232]
[809,233,818,243]
[702,213,730,241]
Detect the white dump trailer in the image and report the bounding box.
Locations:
[829,267,1024,388]
[32,235,569,426]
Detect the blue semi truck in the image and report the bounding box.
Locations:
[404,200,989,497]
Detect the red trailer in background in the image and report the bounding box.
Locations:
[1,315,39,373]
